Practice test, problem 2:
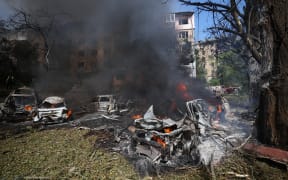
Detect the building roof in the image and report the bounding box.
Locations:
[174,11,194,16]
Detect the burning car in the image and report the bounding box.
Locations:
[33,96,72,124]
[93,94,117,113]
[127,99,248,169]
[0,86,38,121]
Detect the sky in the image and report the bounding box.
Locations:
[0,1,12,19]
[0,0,212,41]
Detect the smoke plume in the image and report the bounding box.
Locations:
[6,0,216,110]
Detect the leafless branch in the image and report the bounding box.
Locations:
[178,0,263,63]
[179,0,231,11]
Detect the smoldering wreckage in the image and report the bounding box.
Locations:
[1,85,257,176]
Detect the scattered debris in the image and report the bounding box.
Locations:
[126,99,250,169]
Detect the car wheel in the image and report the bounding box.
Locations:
[0,110,7,121]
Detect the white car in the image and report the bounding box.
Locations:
[33,96,72,124]
[93,94,117,113]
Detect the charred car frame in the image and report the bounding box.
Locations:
[33,96,72,124]
[0,87,38,121]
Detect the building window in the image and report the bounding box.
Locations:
[91,49,98,56]
[166,14,175,22]
[179,18,188,25]
[78,50,85,57]
[78,61,85,72]
[178,31,188,39]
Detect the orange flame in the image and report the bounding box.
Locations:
[132,114,142,120]
[24,105,32,112]
[164,127,173,133]
[67,109,72,118]
[152,135,166,148]
[176,82,193,101]
[217,104,222,113]
[177,82,187,92]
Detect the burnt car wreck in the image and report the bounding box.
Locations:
[33,96,72,124]
[0,87,38,121]
[119,99,249,173]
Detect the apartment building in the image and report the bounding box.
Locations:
[193,40,218,81]
[166,11,196,77]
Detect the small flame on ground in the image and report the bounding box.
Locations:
[164,127,173,133]
[132,114,142,120]
[152,135,166,148]
[217,104,222,113]
[67,109,73,118]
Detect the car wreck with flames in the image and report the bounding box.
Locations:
[33,96,72,124]
[0,86,39,121]
[124,98,248,169]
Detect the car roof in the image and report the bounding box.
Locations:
[43,96,64,104]
[11,94,35,97]
[97,94,114,97]
[13,86,35,94]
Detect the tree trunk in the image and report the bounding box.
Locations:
[256,0,288,148]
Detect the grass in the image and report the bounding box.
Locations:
[0,128,137,179]
[0,128,287,179]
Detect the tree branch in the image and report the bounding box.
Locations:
[179,0,231,10]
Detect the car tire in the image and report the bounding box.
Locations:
[0,110,6,121]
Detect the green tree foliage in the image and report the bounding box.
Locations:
[216,50,248,90]
[208,77,220,86]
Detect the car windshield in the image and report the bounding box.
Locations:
[41,101,65,108]
[13,96,35,106]
[99,97,110,102]
[14,89,33,95]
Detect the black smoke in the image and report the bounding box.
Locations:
[6,0,215,110]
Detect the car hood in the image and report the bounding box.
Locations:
[37,107,66,116]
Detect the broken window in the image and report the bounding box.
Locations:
[41,101,64,108]
[99,97,110,102]
[179,18,188,25]
[13,96,35,106]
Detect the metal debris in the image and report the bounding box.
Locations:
[128,99,250,167]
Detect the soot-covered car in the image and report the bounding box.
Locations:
[33,96,72,124]
[92,94,117,113]
[0,86,38,121]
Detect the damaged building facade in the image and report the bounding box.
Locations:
[193,40,218,81]
[166,12,196,78]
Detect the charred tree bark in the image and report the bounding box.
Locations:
[256,0,288,148]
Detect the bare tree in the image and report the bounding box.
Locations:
[179,0,288,147]
[7,8,56,70]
